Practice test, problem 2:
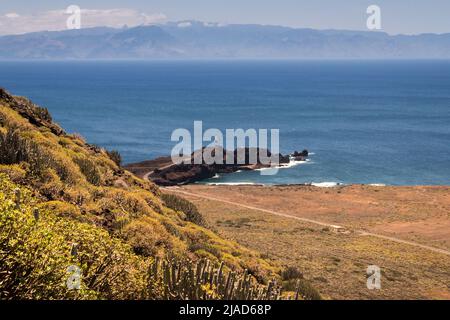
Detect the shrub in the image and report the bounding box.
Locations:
[189,242,221,259]
[74,156,102,186]
[35,106,52,122]
[0,129,29,165]
[0,128,80,184]
[39,201,81,220]
[162,193,206,227]
[122,217,174,257]
[0,163,27,183]
[0,174,149,299]
[293,279,322,300]
[107,150,122,167]
[280,266,321,300]
[69,133,86,146]
[281,266,304,281]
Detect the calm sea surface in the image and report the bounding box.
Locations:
[1,60,449,185]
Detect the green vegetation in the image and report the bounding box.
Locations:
[106,149,122,167]
[0,88,318,300]
[0,174,148,299]
[149,259,285,300]
[280,266,321,300]
[162,193,207,227]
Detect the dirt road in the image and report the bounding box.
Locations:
[163,186,450,257]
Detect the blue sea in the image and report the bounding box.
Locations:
[0,60,449,186]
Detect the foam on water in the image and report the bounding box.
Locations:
[206,182,261,186]
[311,182,342,188]
[255,158,311,172]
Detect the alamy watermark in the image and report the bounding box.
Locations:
[171,121,281,175]
[367,5,382,30]
[66,243,81,290]
[66,265,82,290]
[366,265,381,290]
[66,5,81,30]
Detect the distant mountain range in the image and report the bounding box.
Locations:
[1,20,450,59]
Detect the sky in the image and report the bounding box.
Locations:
[0,0,449,35]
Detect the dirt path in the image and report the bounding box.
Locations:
[142,163,178,180]
[163,187,450,257]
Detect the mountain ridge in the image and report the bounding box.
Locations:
[1,21,450,59]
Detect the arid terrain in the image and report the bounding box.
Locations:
[163,184,450,300]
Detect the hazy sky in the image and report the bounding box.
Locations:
[1,0,449,35]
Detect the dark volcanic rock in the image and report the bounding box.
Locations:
[126,147,309,186]
[292,149,309,161]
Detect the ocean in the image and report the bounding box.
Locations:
[0,60,449,186]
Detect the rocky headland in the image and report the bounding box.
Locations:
[125,148,309,186]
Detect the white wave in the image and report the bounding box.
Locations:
[311,182,342,188]
[211,174,220,179]
[369,183,386,187]
[255,158,311,172]
[281,159,312,169]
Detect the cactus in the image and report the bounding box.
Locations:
[70,243,78,257]
[146,258,289,300]
[33,208,39,221]
[14,188,21,209]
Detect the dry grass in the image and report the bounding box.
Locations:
[166,185,450,300]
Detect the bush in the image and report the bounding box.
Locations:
[0,164,27,183]
[294,279,322,300]
[189,242,221,259]
[280,266,321,300]
[0,129,29,165]
[107,150,122,167]
[0,173,149,299]
[39,201,81,220]
[0,128,80,184]
[74,156,102,186]
[162,193,206,227]
[281,266,304,281]
[122,217,174,257]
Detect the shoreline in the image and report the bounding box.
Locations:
[200,182,368,187]
[124,155,449,188]
[182,182,450,188]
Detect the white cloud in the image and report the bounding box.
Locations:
[0,8,167,36]
[5,13,20,19]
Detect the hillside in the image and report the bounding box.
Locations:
[1,22,450,59]
[0,88,319,299]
